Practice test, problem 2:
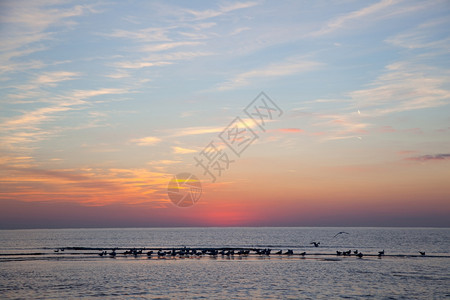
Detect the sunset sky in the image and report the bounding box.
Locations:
[1,0,449,228]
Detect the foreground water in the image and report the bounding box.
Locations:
[0,227,449,299]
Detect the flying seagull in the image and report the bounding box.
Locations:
[310,242,320,247]
[333,231,349,238]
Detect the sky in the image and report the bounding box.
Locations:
[0,0,449,228]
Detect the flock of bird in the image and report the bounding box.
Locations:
[90,246,426,259]
[96,247,300,258]
[54,232,427,258]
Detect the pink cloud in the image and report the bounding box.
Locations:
[275,128,304,133]
[406,153,450,161]
[377,126,396,133]
[398,150,417,155]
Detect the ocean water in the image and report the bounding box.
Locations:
[0,227,449,299]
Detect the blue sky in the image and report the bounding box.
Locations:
[0,0,449,227]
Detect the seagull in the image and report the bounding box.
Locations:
[419,251,425,256]
[356,252,363,258]
[333,232,349,238]
[284,249,294,255]
[310,242,320,247]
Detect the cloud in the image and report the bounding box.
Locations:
[168,118,262,138]
[1,106,72,129]
[2,88,128,130]
[130,136,161,146]
[349,62,450,115]
[274,128,304,133]
[113,52,212,70]
[105,71,131,79]
[113,61,172,69]
[309,0,434,38]
[105,27,171,42]
[35,71,80,85]
[310,0,398,37]
[72,88,129,99]
[384,16,450,57]
[172,146,197,154]
[171,126,224,137]
[398,150,417,155]
[376,126,396,133]
[184,1,259,20]
[216,58,322,91]
[0,87,131,153]
[147,160,181,165]
[407,154,450,162]
[0,2,97,74]
[307,112,369,141]
[139,41,202,52]
[0,166,171,206]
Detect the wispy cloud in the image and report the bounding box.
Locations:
[1,106,72,129]
[291,109,370,142]
[406,153,450,162]
[139,41,203,52]
[113,52,212,70]
[385,17,450,50]
[0,2,97,74]
[216,58,322,91]
[147,160,181,165]
[184,1,259,20]
[35,71,80,85]
[0,87,130,152]
[310,0,398,37]
[113,61,173,69]
[105,27,171,42]
[171,126,224,137]
[275,128,304,133]
[72,88,129,99]
[130,136,161,146]
[349,62,450,115]
[172,146,197,154]
[168,118,263,138]
[0,166,171,206]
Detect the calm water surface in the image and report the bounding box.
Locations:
[0,227,449,299]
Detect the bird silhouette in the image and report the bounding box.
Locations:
[310,242,320,247]
[419,251,425,256]
[333,232,349,238]
[284,249,293,255]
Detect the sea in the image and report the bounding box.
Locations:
[0,227,449,299]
